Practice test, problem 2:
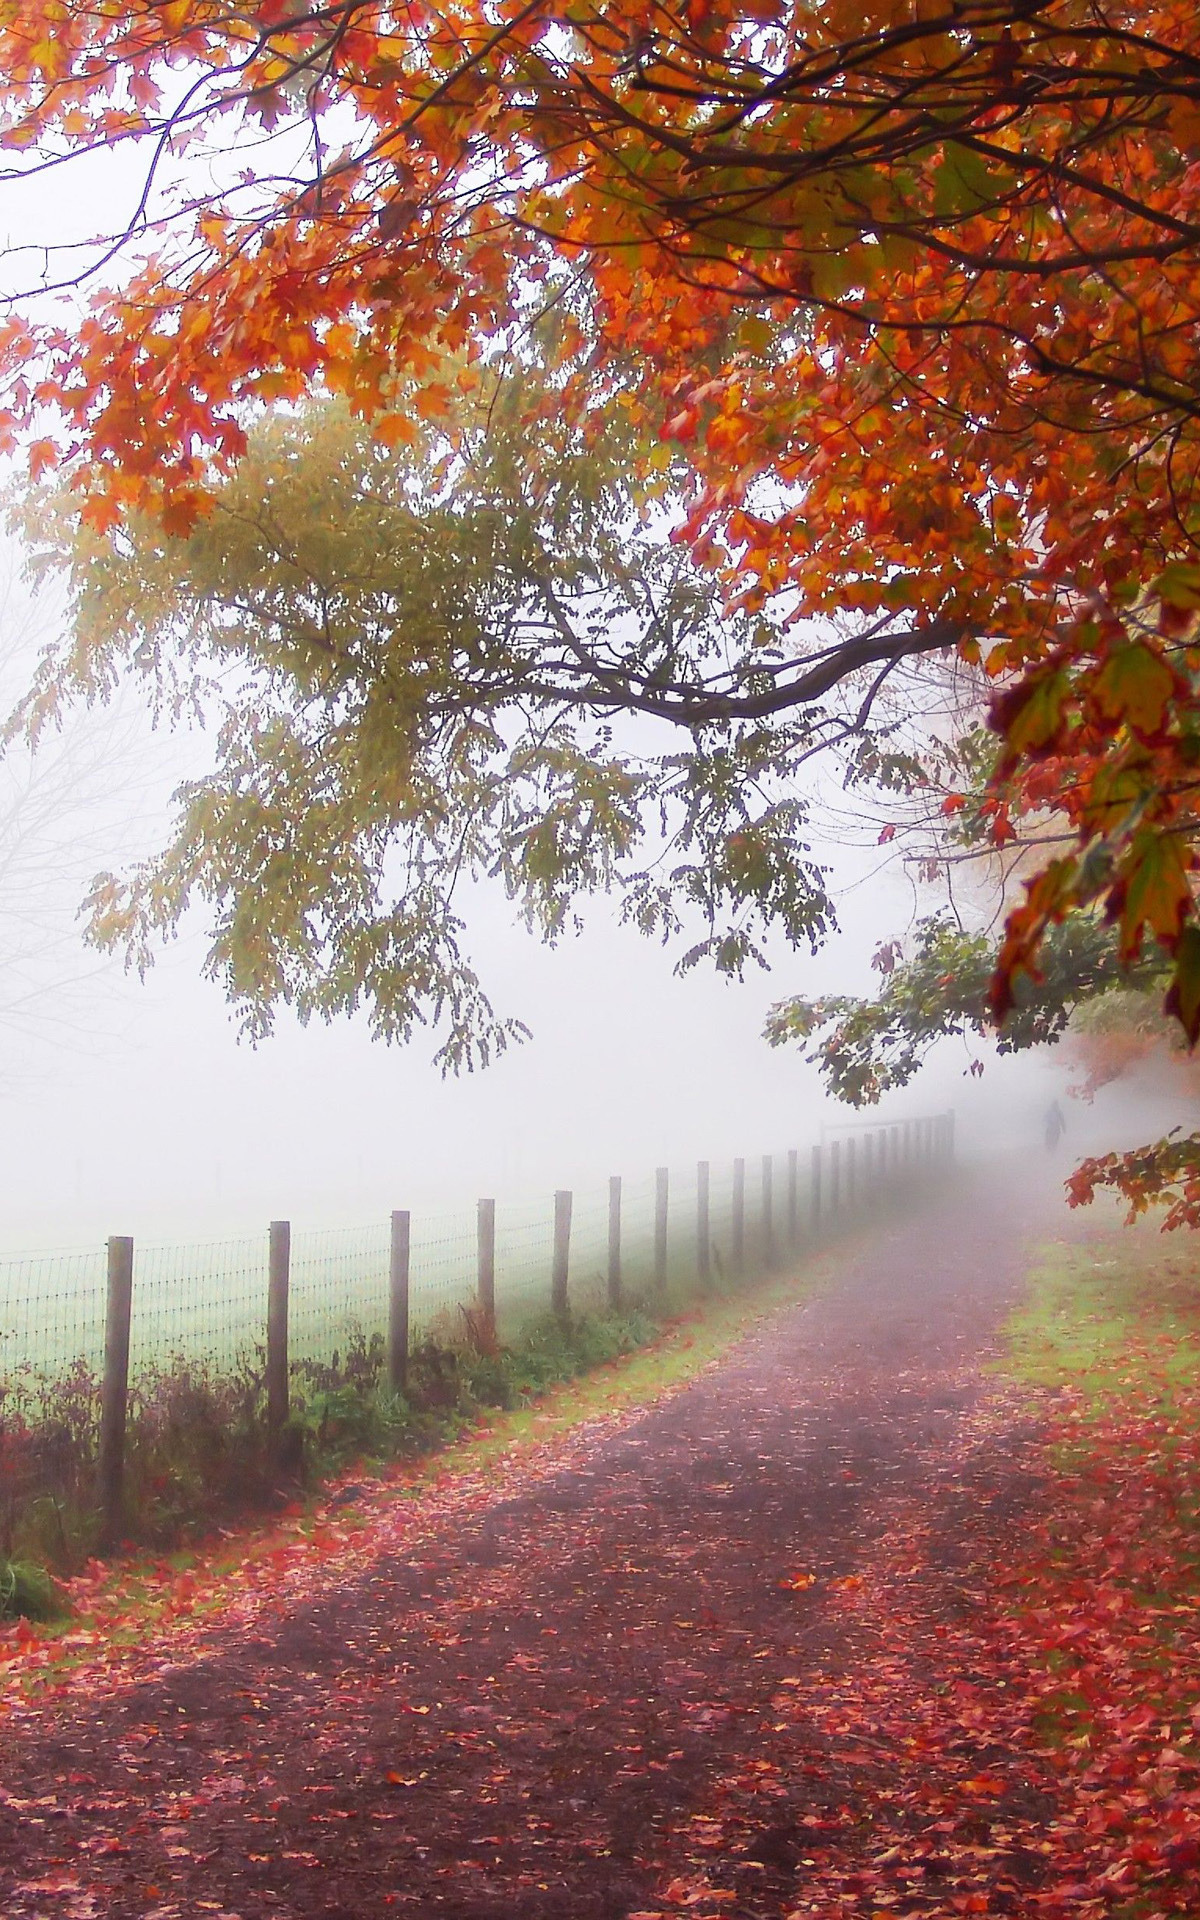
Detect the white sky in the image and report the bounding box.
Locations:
[0,592,1073,1253]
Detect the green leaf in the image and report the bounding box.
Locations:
[1153,562,1200,611]
[1093,644,1175,735]
[932,144,999,218]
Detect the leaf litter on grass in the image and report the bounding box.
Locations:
[646,1236,1200,1920]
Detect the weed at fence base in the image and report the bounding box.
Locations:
[0,1557,62,1623]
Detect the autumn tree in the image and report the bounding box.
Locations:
[2,2,1200,1202]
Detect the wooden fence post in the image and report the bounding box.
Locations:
[811,1143,822,1236]
[830,1138,841,1215]
[477,1197,497,1340]
[654,1167,669,1297]
[761,1153,775,1267]
[552,1189,572,1318]
[389,1209,410,1393]
[787,1148,799,1245]
[267,1219,291,1436]
[697,1160,711,1288]
[732,1157,745,1275]
[608,1176,622,1310]
[97,1234,134,1551]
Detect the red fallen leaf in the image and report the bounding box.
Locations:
[1162,1836,1200,1873]
[661,1878,730,1906]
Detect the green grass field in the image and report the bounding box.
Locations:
[0,1163,784,1388]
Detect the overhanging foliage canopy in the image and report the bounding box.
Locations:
[16,388,849,1064]
[2,1,1200,1201]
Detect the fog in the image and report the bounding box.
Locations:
[0,544,1135,1257]
[0,150,1181,1254]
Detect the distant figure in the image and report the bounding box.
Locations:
[1044,1099,1066,1152]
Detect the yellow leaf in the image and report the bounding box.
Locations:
[737,316,774,356]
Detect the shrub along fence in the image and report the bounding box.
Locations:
[1,1113,953,1554]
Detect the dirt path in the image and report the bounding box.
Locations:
[1,1179,1061,1920]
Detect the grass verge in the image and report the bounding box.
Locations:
[981,1221,1200,1912]
[1003,1219,1200,1404]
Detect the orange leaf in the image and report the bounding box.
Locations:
[412,382,453,421]
[372,413,418,448]
[28,437,58,480]
[1113,833,1193,959]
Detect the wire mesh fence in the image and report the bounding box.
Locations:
[0,1113,954,1543]
[130,1235,269,1375]
[1,1115,954,1392]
